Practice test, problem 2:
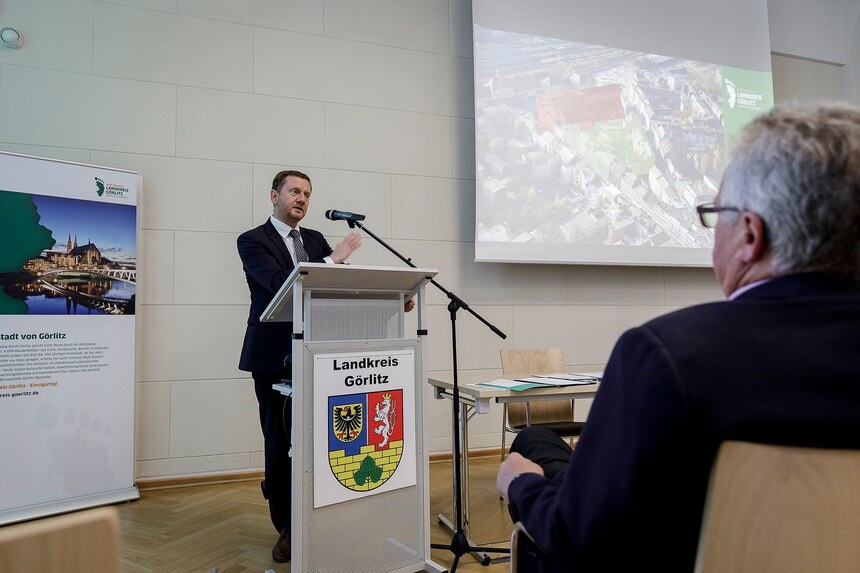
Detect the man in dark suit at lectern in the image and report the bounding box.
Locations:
[237,170,361,563]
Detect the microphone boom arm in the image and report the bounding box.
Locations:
[350,220,506,341]
[342,217,509,569]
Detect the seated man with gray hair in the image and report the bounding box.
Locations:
[496,103,860,572]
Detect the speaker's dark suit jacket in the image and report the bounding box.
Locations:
[508,273,860,573]
[237,218,333,534]
[238,219,333,374]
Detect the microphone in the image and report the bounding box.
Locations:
[325,209,366,222]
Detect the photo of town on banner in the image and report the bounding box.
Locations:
[474,373,602,392]
[0,190,136,316]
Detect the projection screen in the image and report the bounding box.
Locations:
[472,0,774,266]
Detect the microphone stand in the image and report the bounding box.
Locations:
[347,219,509,571]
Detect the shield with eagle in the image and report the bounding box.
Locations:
[328,389,404,492]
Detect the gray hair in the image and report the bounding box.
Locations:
[720,102,860,280]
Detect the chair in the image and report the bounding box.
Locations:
[509,521,550,573]
[695,441,860,573]
[0,507,120,573]
[499,347,584,461]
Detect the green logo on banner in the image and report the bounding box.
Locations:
[94,177,129,199]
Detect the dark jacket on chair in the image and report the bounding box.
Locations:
[508,273,860,573]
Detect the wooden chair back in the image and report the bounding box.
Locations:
[500,347,572,426]
[0,507,120,573]
[695,441,860,573]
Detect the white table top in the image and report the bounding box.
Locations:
[428,375,600,413]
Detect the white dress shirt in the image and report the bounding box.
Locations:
[269,215,334,265]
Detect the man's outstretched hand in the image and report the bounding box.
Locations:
[331,232,362,263]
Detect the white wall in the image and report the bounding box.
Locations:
[768,0,860,103]
[0,0,856,479]
[768,0,859,64]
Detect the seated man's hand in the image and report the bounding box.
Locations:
[497,452,544,502]
[331,232,362,263]
[404,297,416,313]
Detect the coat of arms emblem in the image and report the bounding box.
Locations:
[328,390,403,492]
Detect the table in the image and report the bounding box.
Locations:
[428,376,600,564]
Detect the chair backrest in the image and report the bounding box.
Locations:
[0,507,120,573]
[500,347,571,426]
[510,521,549,573]
[500,347,566,378]
[695,441,860,573]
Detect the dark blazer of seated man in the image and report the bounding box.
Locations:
[237,169,362,563]
[496,103,860,573]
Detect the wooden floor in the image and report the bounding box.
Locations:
[117,456,512,573]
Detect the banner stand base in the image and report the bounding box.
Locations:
[0,486,140,527]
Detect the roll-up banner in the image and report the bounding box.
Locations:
[0,151,140,525]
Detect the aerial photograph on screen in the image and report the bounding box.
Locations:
[474,26,770,258]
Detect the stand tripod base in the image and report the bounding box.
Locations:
[432,513,510,567]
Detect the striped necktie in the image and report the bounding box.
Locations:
[289,229,309,263]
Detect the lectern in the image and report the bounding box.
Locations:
[261,262,444,573]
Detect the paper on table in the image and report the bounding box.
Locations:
[534,372,601,381]
[517,375,599,386]
[472,378,547,391]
